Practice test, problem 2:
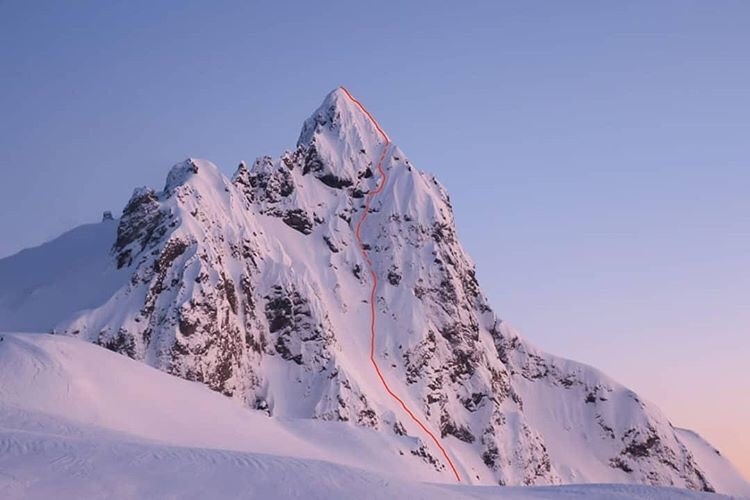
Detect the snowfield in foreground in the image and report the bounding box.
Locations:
[0,333,745,499]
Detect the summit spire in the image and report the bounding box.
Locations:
[297,87,389,149]
[295,87,392,192]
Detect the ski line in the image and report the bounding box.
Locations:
[340,86,462,483]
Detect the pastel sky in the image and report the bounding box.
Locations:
[1,1,748,479]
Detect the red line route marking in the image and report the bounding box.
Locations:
[340,86,462,483]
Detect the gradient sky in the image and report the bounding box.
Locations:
[1,0,748,479]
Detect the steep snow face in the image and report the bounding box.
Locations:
[2,88,747,494]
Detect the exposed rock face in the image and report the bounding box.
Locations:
[57,88,714,490]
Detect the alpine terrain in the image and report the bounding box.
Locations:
[0,88,748,499]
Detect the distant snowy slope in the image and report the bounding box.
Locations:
[676,428,750,498]
[0,332,737,500]
[0,220,126,332]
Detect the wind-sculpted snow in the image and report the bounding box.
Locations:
[0,88,748,495]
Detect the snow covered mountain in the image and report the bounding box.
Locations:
[1,88,748,497]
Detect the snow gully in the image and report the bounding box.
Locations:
[341,86,462,483]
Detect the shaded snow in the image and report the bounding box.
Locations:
[0,221,126,332]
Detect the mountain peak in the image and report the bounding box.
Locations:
[164,158,200,192]
[3,88,746,495]
[163,158,231,197]
[295,87,391,191]
[297,87,388,149]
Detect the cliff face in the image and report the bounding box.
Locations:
[53,88,713,489]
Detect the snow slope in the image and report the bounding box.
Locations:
[0,220,126,332]
[0,332,739,500]
[676,428,750,498]
[0,88,748,496]
[0,332,449,482]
